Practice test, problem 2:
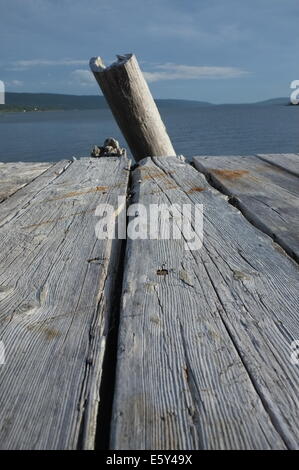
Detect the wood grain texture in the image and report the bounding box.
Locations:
[0,160,72,227]
[257,153,299,178]
[111,156,299,450]
[193,155,299,262]
[90,54,176,161]
[0,161,52,202]
[0,156,130,449]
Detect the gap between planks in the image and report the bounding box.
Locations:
[1,155,298,450]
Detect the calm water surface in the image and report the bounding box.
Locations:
[0,105,298,162]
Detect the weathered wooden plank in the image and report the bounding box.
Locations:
[193,155,299,262]
[111,156,299,450]
[0,161,52,202]
[0,160,72,227]
[0,156,130,449]
[257,153,299,178]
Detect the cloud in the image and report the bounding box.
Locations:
[9,59,88,70]
[143,63,249,83]
[6,79,24,87]
[69,69,94,86]
[70,62,248,89]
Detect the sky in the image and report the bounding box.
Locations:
[0,0,298,103]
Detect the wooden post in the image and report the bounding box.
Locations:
[89,54,176,161]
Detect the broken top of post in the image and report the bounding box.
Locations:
[89,54,176,162]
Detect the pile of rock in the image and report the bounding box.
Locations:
[91,138,125,157]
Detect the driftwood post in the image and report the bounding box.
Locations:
[89,54,176,162]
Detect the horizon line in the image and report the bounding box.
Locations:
[3,91,290,106]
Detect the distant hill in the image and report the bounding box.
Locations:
[4,92,108,110]
[217,98,292,106]
[157,99,212,108]
[2,92,212,112]
[252,97,290,106]
[0,93,294,112]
